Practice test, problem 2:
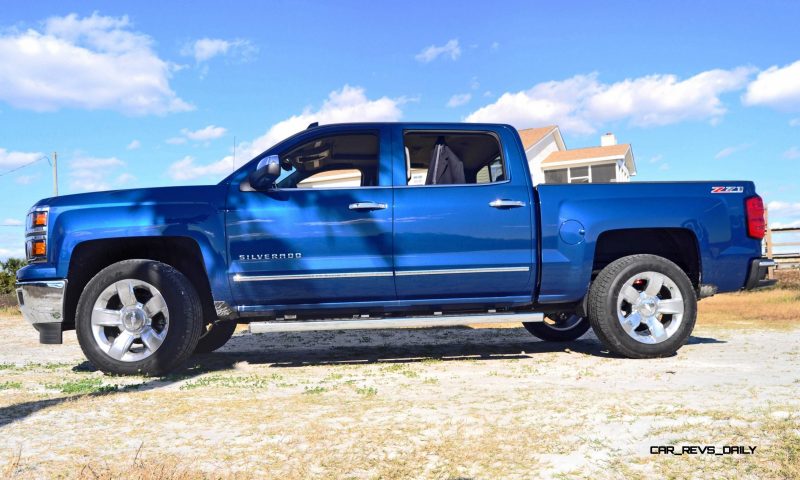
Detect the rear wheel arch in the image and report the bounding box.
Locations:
[591,228,701,288]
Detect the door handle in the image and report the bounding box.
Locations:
[349,202,388,211]
[489,199,526,209]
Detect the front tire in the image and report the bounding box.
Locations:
[587,254,697,359]
[523,313,590,341]
[76,260,204,376]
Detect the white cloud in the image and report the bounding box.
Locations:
[648,154,664,164]
[790,118,800,127]
[165,125,227,146]
[243,85,403,156]
[68,155,130,192]
[714,144,751,160]
[115,172,136,184]
[415,39,461,63]
[784,146,800,159]
[0,246,25,260]
[491,41,500,50]
[181,125,227,141]
[0,13,192,115]
[743,60,800,111]
[181,38,256,63]
[2,218,23,226]
[0,148,42,169]
[168,85,404,181]
[767,200,800,219]
[168,155,235,181]
[126,139,141,150]
[15,174,38,185]
[466,68,753,134]
[446,93,471,108]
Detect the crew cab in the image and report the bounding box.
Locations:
[16,123,775,375]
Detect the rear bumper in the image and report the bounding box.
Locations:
[15,280,66,344]
[744,258,777,290]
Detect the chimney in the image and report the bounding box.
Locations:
[600,132,617,146]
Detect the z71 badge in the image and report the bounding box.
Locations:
[711,186,744,194]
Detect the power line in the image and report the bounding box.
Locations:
[0,155,51,177]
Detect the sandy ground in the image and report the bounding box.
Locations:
[0,290,799,479]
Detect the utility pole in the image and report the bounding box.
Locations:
[52,151,59,196]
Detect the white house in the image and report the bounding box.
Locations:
[519,126,637,184]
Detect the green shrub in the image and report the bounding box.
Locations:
[0,258,26,295]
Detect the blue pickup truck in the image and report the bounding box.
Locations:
[16,123,775,375]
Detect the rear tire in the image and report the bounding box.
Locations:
[194,321,237,353]
[523,313,590,341]
[587,254,697,359]
[75,260,204,376]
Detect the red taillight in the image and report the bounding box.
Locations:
[745,195,766,240]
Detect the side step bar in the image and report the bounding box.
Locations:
[249,312,543,334]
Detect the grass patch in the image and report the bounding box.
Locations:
[302,386,327,395]
[698,288,800,330]
[356,386,377,397]
[0,381,22,390]
[775,269,800,290]
[0,306,20,317]
[180,374,281,390]
[45,378,117,394]
[380,364,419,378]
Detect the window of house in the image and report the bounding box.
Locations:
[544,164,618,184]
[475,156,504,184]
[403,132,504,186]
[275,133,379,189]
[592,164,616,183]
[569,166,590,183]
[544,169,568,184]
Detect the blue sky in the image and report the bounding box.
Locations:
[1,1,800,258]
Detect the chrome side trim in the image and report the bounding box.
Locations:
[16,280,67,324]
[395,266,530,276]
[233,271,394,282]
[234,266,530,282]
[250,311,544,333]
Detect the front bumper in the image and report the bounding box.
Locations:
[15,280,66,344]
[744,258,777,290]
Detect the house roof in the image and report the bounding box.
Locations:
[542,144,630,164]
[518,126,558,150]
[542,143,636,175]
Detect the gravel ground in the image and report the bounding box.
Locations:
[1,290,798,479]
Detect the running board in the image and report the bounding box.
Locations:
[249,312,543,334]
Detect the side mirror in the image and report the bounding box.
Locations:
[248,155,281,190]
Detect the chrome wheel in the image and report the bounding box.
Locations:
[616,271,684,345]
[91,279,170,362]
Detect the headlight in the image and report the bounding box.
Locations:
[26,206,49,262]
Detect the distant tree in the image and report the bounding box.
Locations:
[0,258,26,294]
